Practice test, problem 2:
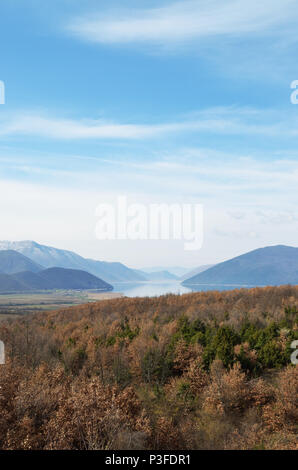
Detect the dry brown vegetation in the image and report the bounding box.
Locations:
[0,285,297,450]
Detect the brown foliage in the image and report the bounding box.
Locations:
[0,285,297,449]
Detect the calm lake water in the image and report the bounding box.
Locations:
[112,281,254,298]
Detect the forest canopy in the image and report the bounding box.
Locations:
[0,285,297,450]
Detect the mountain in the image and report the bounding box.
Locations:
[141,266,190,277]
[12,271,56,290]
[0,250,43,274]
[0,241,146,283]
[180,264,214,281]
[0,273,28,292]
[38,268,113,290]
[182,245,298,286]
[0,268,113,293]
[140,270,179,281]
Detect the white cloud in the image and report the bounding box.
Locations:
[0,107,296,140]
[2,146,298,206]
[1,173,297,267]
[67,0,297,46]
[1,146,298,266]
[0,114,161,139]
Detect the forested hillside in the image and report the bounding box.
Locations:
[0,285,297,450]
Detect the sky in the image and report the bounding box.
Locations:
[0,0,298,268]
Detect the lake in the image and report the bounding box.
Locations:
[112,281,255,298]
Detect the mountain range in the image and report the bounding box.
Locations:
[182,245,298,286]
[139,270,179,281]
[1,242,297,293]
[141,266,190,277]
[0,241,146,283]
[0,267,112,293]
[180,264,214,281]
[0,250,42,274]
[0,250,112,293]
[0,241,196,283]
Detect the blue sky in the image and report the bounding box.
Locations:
[0,0,298,268]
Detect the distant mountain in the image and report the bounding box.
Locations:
[38,268,113,290]
[0,241,146,283]
[141,266,190,277]
[180,264,214,281]
[0,250,43,274]
[13,271,57,290]
[0,273,28,292]
[0,268,113,293]
[182,245,298,286]
[140,270,179,281]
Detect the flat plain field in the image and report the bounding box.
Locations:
[0,290,123,320]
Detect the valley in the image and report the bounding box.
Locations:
[0,290,123,318]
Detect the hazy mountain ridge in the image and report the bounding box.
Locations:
[180,264,215,281]
[0,267,113,293]
[13,271,57,290]
[0,241,146,283]
[1,243,298,292]
[0,273,29,292]
[140,266,190,277]
[132,268,179,281]
[0,249,113,292]
[142,270,179,281]
[38,268,113,290]
[183,245,298,286]
[0,250,43,274]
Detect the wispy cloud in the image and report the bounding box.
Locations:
[0,107,296,140]
[2,145,297,202]
[1,144,297,264]
[0,114,161,139]
[67,0,297,47]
